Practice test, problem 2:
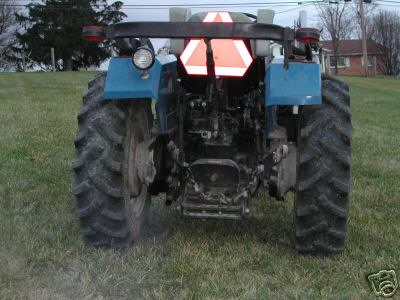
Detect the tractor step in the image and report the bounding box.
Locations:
[180,201,246,220]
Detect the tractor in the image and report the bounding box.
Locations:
[74,8,352,254]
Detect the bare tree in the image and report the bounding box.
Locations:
[351,2,377,40]
[370,10,400,75]
[316,3,354,75]
[0,0,19,71]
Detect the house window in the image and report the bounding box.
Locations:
[361,56,373,67]
[330,56,349,68]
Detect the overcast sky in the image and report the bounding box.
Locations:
[118,0,321,27]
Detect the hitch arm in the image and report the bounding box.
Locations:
[263,144,289,172]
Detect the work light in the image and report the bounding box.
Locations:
[295,27,320,44]
[132,46,155,70]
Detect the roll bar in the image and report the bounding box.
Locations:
[105,22,294,42]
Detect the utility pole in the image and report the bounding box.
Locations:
[51,47,56,72]
[360,0,368,77]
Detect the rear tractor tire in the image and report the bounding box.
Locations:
[73,73,153,248]
[294,75,352,254]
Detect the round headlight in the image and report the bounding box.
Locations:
[132,47,155,70]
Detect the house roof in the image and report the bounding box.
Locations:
[320,40,383,55]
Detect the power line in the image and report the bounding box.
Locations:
[1,0,327,7]
[276,3,316,13]
[2,0,400,3]
[2,0,315,3]
[109,1,321,6]
[2,2,326,11]
[3,0,399,10]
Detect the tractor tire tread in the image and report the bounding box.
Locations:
[294,74,352,254]
[73,72,133,248]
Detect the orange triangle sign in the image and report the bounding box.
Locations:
[180,12,253,77]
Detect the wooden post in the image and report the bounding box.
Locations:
[51,47,56,72]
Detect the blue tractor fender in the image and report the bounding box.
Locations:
[264,57,321,106]
[103,55,178,133]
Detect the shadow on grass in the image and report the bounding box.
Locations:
[140,191,294,253]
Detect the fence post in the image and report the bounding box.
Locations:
[51,48,56,72]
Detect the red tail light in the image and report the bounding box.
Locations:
[180,12,253,77]
[295,28,320,44]
[82,26,105,42]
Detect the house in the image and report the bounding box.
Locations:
[320,40,384,76]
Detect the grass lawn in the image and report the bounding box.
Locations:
[0,72,399,299]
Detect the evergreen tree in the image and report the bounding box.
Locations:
[15,0,126,71]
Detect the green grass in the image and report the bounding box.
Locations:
[0,72,399,299]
